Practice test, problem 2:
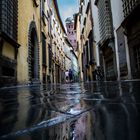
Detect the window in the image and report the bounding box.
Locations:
[0,0,18,43]
[83,17,86,25]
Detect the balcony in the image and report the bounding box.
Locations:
[122,0,140,18]
[0,0,19,47]
[98,34,114,50]
[121,0,140,30]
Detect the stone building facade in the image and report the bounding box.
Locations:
[0,0,19,86]
[77,0,96,82]
[17,0,43,84]
[109,0,132,80]
[65,18,77,51]
[95,0,117,81]
[49,0,68,84]
[74,13,84,81]
[122,0,140,79]
[0,0,73,86]
[76,0,140,81]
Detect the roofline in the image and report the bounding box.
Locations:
[53,0,66,33]
[70,49,78,59]
[64,37,73,49]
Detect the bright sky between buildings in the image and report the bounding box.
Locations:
[57,0,79,27]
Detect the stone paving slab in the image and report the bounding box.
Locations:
[0,81,140,140]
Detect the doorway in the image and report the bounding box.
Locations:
[28,21,39,82]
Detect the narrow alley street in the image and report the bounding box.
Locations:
[0,0,140,139]
[0,81,140,140]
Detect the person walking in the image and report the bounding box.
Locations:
[65,70,69,83]
[69,69,73,82]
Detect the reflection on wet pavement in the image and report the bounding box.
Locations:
[0,81,140,140]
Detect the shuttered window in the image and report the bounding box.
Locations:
[0,0,18,43]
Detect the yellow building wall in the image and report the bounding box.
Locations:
[41,3,50,83]
[76,15,83,81]
[2,42,15,60]
[17,0,41,84]
[84,9,95,81]
[85,10,92,39]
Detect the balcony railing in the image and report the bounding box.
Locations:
[122,0,140,17]
[0,0,18,46]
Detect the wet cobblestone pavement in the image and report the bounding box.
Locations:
[0,81,140,140]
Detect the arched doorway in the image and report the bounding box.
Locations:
[28,21,39,82]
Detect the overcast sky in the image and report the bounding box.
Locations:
[57,0,79,27]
